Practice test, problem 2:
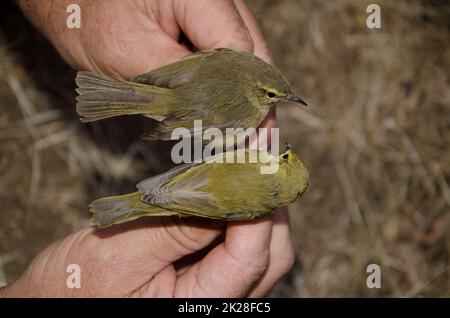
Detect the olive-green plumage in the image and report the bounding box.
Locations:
[76,48,306,140]
[90,149,309,227]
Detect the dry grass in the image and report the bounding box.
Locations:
[1,0,449,296]
[248,0,450,296]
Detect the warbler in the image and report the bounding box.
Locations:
[76,48,307,140]
[89,148,309,227]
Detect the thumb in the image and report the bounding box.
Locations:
[16,218,223,296]
[172,0,254,52]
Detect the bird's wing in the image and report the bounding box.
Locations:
[132,49,233,88]
[137,150,279,219]
[136,162,198,192]
[137,161,218,215]
[141,117,240,141]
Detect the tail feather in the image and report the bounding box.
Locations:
[89,192,177,227]
[76,71,158,122]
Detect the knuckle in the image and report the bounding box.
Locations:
[208,31,254,52]
[274,243,296,275]
[230,31,254,52]
[162,219,206,253]
[283,246,296,273]
[229,248,270,278]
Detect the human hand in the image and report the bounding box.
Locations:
[1,213,293,297]
[18,0,272,78]
[8,0,295,297]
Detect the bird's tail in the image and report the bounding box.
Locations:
[89,192,177,227]
[76,71,163,122]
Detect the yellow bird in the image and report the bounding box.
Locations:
[76,48,307,140]
[90,148,309,227]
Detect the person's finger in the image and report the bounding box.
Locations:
[60,217,223,296]
[130,265,177,297]
[249,107,277,149]
[97,30,190,79]
[248,207,295,297]
[233,0,272,63]
[172,0,254,52]
[79,3,190,78]
[174,217,273,297]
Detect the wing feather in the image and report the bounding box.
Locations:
[137,160,217,213]
[136,162,198,192]
[132,49,228,88]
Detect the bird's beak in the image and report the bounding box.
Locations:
[287,93,308,106]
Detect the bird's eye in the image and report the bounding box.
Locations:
[267,92,276,99]
[282,153,289,160]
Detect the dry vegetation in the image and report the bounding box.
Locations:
[1,0,449,296]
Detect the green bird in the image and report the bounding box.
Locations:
[76,48,307,140]
[89,148,309,227]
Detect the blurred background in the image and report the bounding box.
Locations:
[0,0,449,297]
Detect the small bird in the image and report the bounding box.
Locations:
[76,48,307,140]
[89,148,309,227]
